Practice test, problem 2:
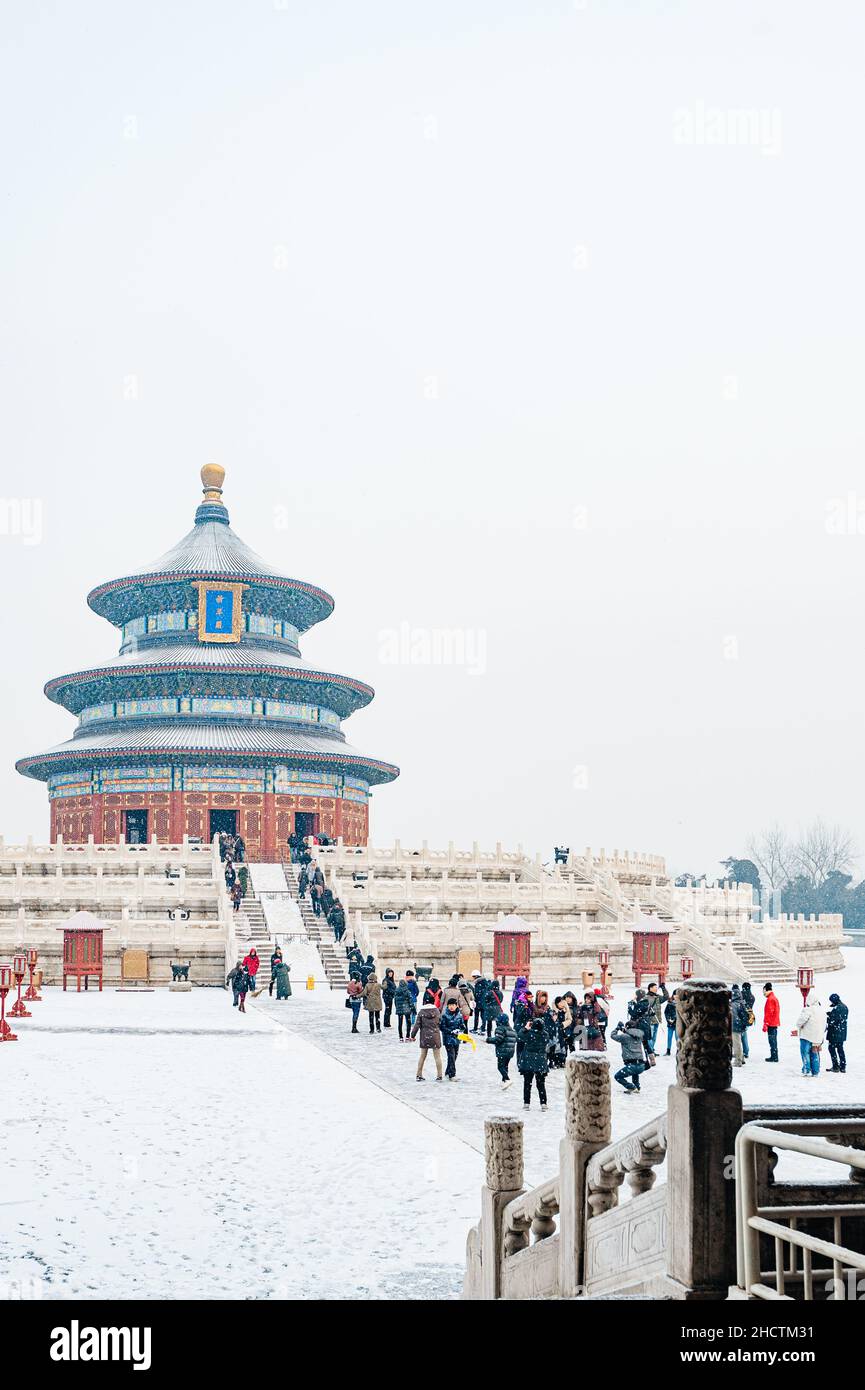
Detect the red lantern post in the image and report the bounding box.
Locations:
[797,966,814,1006]
[680,956,694,981]
[23,948,41,1003]
[0,964,18,1042]
[8,953,31,1019]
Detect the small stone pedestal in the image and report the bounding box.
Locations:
[480,1116,525,1301]
[559,1055,611,1297]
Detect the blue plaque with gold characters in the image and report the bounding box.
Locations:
[194,580,245,643]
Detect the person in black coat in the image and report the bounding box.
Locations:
[440,999,463,1079]
[663,993,678,1055]
[494,1011,517,1087]
[826,994,849,1073]
[328,900,346,942]
[360,954,376,985]
[518,1017,549,1110]
[297,867,309,899]
[472,975,488,1033]
[234,835,246,863]
[381,968,397,1028]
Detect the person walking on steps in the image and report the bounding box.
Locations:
[441,998,462,1080]
[411,1001,443,1081]
[494,1010,517,1088]
[826,993,848,1073]
[363,972,383,1033]
[381,968,397,1028]
[518,1016,550,1110]
[611,1015,649,1093]
[395,978,414,1039]
[763,982,781,1062]
[346,973,363,1033]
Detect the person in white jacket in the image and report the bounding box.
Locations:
[792,998,824,1076]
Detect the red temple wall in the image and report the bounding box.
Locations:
[49,791,369,855]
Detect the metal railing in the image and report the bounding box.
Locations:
[736,1121,865,1300]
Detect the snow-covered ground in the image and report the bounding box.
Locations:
[2,944,861,1300]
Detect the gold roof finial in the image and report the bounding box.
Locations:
[200,462,225,502]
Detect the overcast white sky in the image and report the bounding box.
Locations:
[1,0,863,876]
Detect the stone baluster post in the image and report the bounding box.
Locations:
[480,1116,525,1300]
[558,1055,611,1297]
[666,979,742,1299]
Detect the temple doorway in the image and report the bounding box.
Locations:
[123,809,149,844]
[294,811,319,840]
[209,809,238,841]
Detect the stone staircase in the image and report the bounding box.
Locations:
[280,861,350,990]
[728,937,798,983]
[237,890,272,954]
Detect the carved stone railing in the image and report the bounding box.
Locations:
[585,1114,668,1218]
[503,1176,560,1255]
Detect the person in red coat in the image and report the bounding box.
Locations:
[242,948,261,993]
[762,982,780,1062]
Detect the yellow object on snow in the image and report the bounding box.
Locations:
[306,975,315,990]
[456,1033,477,1050]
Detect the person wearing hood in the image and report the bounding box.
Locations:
[346,973,364,1034]
[394,979,414,1039]
[459,977,476,1018]
[509,975,528,1016]
[423,977,442,1008]
[792,996,824,1076]
[359,954,376,985]
[731,985,749,1067]
[274,959,292,1000]
[826,994,848,1073]
[381,968,397,1028]
[483,978,504,1039]
[242,949,261,990]
[494,1010,517,1087]
[440,998,463,1080]
[518,1016,550,1110]
[411,1002,443,1081]
[363,972,383,1033]
[225,960,246,1008]
[297,866,309,899]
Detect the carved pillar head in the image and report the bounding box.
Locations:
[484,1116,524,1192]
[675,979,732,1091]
[564,1055,611,1145]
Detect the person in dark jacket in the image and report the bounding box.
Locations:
[381,968,397,1028]
[360,954,376,986]
[233,834,246,863]
[268,948,283,997]
[328,900,346,942]
[225,960,245,1007]
[411,1002,443,1081]
[576,991,606,1053]
[628,997,654,1053]
[224,861,237,890]
[731,984,749,1067]
[404,970,419,1023]
[394,979,414,1039]
[826,994,849,1073]
[274,960,292,1000]
[297,867,309,899]
[441,998,463,1079]
[472,975,488,1032]
[518,1017,549,1109]
[563,991,579,1052]
[611,1018,648,1092]
[494,1010,517,1087]
[740,982,755,1059]
[320,886,335,918]
[483,978,504,1039]
[663,992,678,1055]
[423,977,442,1007]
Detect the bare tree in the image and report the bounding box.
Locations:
[790,818,857,887]
[745,824,795,890]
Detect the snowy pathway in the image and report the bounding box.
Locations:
[1,988,483,1300]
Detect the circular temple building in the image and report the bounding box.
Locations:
[16,465,399,856]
